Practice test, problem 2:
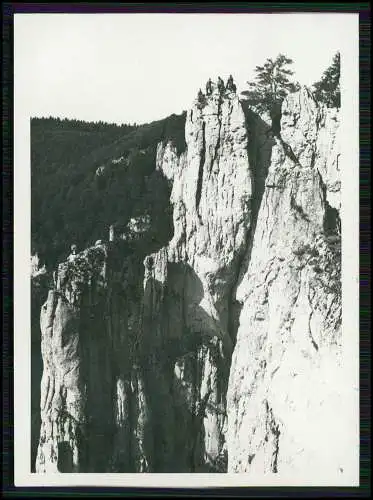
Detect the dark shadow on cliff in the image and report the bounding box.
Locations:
[106,168,174,273]
[32,167,174,473]
[31,272,52,472]
[31,341,42,472]
[79,167,174,473]
[227,103,276,346]
[138,261,231,472]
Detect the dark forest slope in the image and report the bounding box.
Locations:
[31,113,187,267]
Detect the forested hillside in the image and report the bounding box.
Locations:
[31,113,187,268]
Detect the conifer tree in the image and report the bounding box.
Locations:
[312,52,340,108]
[242,53,300,116]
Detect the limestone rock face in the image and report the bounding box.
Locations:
[35,245,111,473]
[34,87,346,478]
[227,87,344,481]
[280,87,341,212]
[159,91,254,344]
[35,239,156,473]
[145,91,257,471]
[31,254,53,471]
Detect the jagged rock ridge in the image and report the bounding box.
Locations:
[33,86,344,480]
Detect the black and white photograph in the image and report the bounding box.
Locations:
[13,10,360,487]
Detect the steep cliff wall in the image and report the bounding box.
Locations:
[227,88,344,480]
[35,233,171,472]
[35,245,112,472]
[34,86,344,478]
[144,88,265,471]
[31,255,52,472]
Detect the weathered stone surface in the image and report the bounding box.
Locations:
[34,86,345,479]
[31,254,53,472]
[35,245,111,473]
[35,234,170,472]
[147,90,258,471]
[227,87,344,481]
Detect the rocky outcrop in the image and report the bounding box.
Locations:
[34,86,344,478]
[227,87,344,481]
[34,226,168,472]
[31,254,52,472]
[35,245,110,472]
[146,88,261,471]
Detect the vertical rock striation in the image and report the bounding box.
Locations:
[31,255,52,472]
[146,88,257,471]
[35,238,160,473]
[227,88,344,480]
[34,86,345,478]
[36,244,112,472]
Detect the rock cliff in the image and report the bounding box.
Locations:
[33,86,344,479]
[227,88,345,481]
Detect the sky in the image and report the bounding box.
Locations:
[15,13,353,125]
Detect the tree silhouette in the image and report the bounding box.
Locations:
[241,54,300,116]
[312,52,340,108]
